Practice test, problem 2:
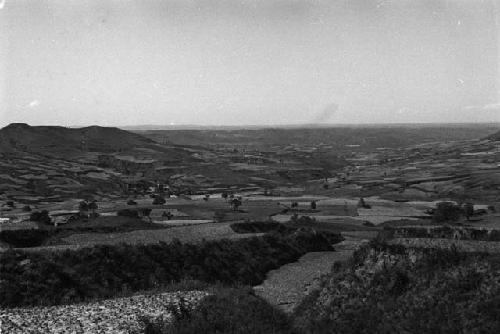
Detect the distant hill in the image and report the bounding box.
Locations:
[486,130,500,141]
[0,123,155,155]
[139,125,500,150]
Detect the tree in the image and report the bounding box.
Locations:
[221,192,228,201]
[310,201,317,210]
[117,209,139,218]
[433,202,462,223]
[78,201,89,218]
[463,202,474,221]
[161,210,173,220]
[30,210,51,225]
[153,196,166,205]
[88,201,98,218]
[140,208,153,222]
[214,210,226,223]
[231,198,242,211]
[358,197,371,209]
[203,194,210,201]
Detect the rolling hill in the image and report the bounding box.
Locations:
[0,123,155,155]
[487,130,500,141]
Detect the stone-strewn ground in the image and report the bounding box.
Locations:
[0,291,208,334]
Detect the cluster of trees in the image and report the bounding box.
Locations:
[78,200,99,218]
[0,229,51,248]
[152,195,166,205]
[230,221,292,234]
[432,201,476,223]
[221,192,243,211]
[0,231,333,307]
[229,221,344,247]
[29,210,51,225]
[117,208,152,221]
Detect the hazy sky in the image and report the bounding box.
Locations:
[1,0,499,127]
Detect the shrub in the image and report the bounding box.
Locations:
[145,288,296,334]
[230,221,291,234]
[433,202,462,222]
[0,229,51,248]
[29,210,51,225]
[153,196,166,205]
[213,210,226,223]
[127,200,138,205]
[117,209,139,218]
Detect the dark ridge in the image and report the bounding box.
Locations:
[0,123,155,155]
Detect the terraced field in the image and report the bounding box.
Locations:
[11,223,263,252]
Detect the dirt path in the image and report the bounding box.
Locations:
[254,234,368,313]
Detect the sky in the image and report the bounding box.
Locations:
[0,0,499,127]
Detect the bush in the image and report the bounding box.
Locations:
[0,229,51,248]
[153,196,166,205]
[230,221,292,234]
[29,210,51,225]
[0,231,333,307]
[230,221,344,246]
[117,209,139,218]
[127,200,138,205]
[433,202,462,222]
[213,210,226,223]
[147,288,296,334]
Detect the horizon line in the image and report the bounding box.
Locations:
[2,121,500,130]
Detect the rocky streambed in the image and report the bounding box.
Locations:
[0,290,208,334]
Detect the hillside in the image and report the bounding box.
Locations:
[487,130,500,141]
[0,124,200,203]
[0,123,155,156]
